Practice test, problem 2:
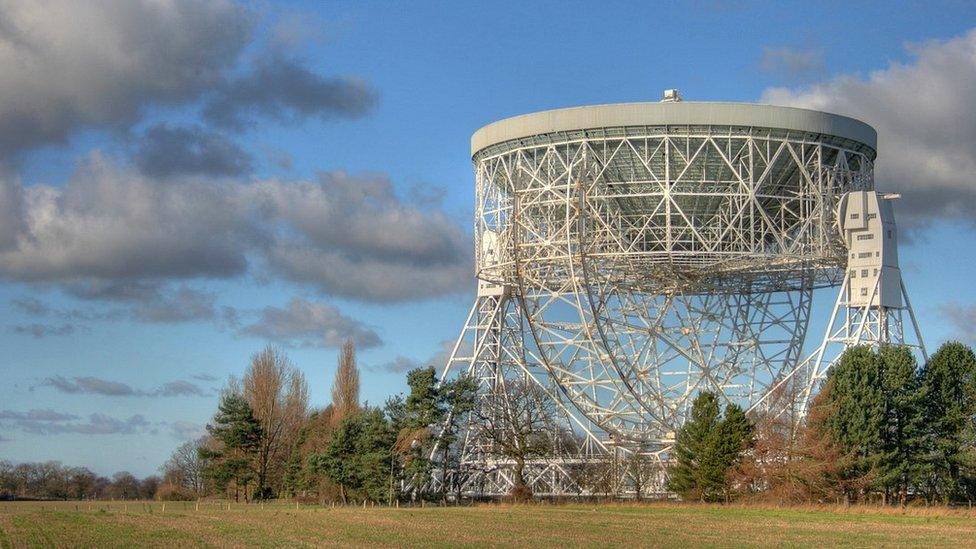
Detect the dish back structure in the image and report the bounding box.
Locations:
[432,100,925,498]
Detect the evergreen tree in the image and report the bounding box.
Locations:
[918,342,976,503]
[208,393,263,451]
[668,392,752,502]
[404,368,447,428]
[669,392,722,501]
[821,345,886,501]
[811,345,934,504]
[309,408,395,504]
[437,374,478,501]
[385,370,478,501]
[282,428,309,498]
[201,392,263,502]
[735,342,930,507]
[716,403,753,501]
[388,367,448,497]
[877,345,925,504]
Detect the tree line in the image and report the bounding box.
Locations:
[0,462,159,501]
[158,341,478,504]
[668,342,976,505]
[6,339,974,505]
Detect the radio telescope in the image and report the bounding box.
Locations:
[434,94,925,498]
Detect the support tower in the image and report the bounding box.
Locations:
[435,97,924,498]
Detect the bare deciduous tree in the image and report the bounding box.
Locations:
[109,472,140,500]
[627,451,655,501]
[475,377,560,502]
[565,453,604,501]
[593,452,625,500]
[331,339,361,424]
[243,345,309,498]
[161,437,208,495]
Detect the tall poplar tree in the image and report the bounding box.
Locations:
[332,339,361,423]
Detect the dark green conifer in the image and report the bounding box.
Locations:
[918,342,976,502]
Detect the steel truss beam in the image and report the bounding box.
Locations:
[433,125,921,499]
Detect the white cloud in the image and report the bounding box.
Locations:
[135,124,253,178]
[370,338,471,375]
[0,0,251,156]
[761,29,976,226]
[202,55,376,130]
[169,420,206,441]
[0,154,250,282]
[0,1,457,305]
[240,297,382,349]
[253,172,472,301]
[9,323,76,338]
[0,158,471,303]
[0,410,152,435]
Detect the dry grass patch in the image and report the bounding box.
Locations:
[2,501,975,548]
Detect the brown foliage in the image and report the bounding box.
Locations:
[331,339,361,425]
[293,406,344,502]
[508,482,533,504]
[732,380,873,504]
[303,406,336,455]
[161,437,208,495]
[282,339,362,504]
[155,483,196,501]
[243,345,309,496]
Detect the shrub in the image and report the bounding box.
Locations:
[156,483,196,501]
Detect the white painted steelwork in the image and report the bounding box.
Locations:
[433,100,924,499]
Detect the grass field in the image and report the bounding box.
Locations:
[2,500,975,548]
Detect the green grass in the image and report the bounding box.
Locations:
[1,500,975,548]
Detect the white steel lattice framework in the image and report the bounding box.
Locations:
[433,101,925,498]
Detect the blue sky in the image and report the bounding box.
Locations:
[1,0,975,477]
